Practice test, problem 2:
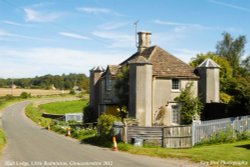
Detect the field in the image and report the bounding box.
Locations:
[39,100,88,114]
[0,88,69,97]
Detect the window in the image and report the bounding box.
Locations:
[105,77,112,91]
[172,79,180,90]
[171,105,180,124]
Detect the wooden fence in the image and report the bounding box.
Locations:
[192,115,250,145]
[125,115,250,148]
[126,125,192,148]
[127,126,162,146]
[162,126,192,148]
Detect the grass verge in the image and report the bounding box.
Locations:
[25,104,53,127]
[117,140,250,166]
[25,102,97,140]
[0,128,6,155]
[39,99,88,114]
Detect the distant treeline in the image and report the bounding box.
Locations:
[0,73,89,91]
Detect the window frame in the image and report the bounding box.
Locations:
[172,79,180,91]
[171,105,180,125]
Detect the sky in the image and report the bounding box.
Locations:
[0,0,250,78]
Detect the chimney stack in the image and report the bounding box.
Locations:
[137,32,151,52]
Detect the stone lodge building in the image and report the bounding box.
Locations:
[90,32,220,126]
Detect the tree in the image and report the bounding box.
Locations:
[114,66,129,110]
[174,82,203,124]
[226,76,250,116]
[216,32,246,76]
[242,55,250,74]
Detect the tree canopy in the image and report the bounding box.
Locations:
[0,73,89,91]
[216,32,247,76]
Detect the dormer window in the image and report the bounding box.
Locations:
[172,79,180,90]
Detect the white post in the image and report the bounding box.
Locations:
[192,114,201,146]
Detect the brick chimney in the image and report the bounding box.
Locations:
[137,31,151,52]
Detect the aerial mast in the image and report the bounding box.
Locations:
[134,20,140,48]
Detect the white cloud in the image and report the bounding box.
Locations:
[0,29,10,36]
[171,48,204,63]
[77,7,110,14]
[0,29,51,41]
[154,19,211,33]
[208,0,250,13]
[24,8,63,22]
[59,32,90,40]
[77,7,122,16]
[2,20,34,27]
[98,22,128,30]
[93,31,134,48]
[0,47,128,78]
[154,19,201,27]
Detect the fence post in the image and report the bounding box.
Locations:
[192,120,201,146]
[162,127,165,148]
[123,122,128,143]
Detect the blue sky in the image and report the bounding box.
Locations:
[0,0,250,78]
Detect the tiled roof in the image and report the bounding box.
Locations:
[108,65,121,76]
[101,65,121,77]
[121,45,198,78]
[128,56,152,64]
[90,66,105,72]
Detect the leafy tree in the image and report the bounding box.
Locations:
[0,73,89,91]
[114,66,129,110]
[216,32,246,76]
[226,77,250,116]
[174,82,203,124]
[242,55,250,74]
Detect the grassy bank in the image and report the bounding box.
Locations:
[39,100,87,114]
[117,140,250,166]
[0,129,6,155]
[25,99,96,141]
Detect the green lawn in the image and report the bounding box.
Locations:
[40,100,88,114]
[0,128,6,156]
[118,140,250,166]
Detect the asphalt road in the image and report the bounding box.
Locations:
[0,101,201,167]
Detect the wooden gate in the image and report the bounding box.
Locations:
[163,126,192,148]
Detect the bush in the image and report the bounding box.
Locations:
[197,128,250,146]
[4,94,15,101]
[20,92,31,99]
[83,104,96,123]
[69,89,76,95]
[98,114,118,136]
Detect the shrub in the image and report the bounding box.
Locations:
[20,92,31,99]
[236,131,250,141]
[98,114,118,136]
[4,94,15,100]
[196,128,250,146]
[69,89,76,95]
[83,104,96,123]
